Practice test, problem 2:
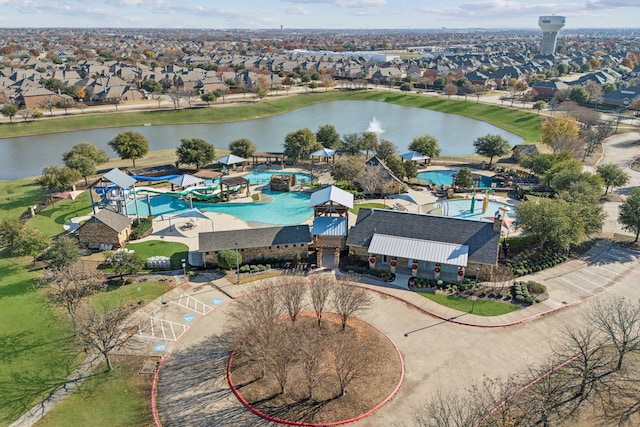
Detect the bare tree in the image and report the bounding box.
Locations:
[265,323,298,395]
[41,263,106,327]
[309,275,333,327]
[299,326,323,400]
[415,388,484,427]
[332,284,371,331]
[549,135,584,158]
[75,301,136,371]
[332,330,371,396]
[277,278,307,322]
[588,296,640,370]
[357,165,385,196]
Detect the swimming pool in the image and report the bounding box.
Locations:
[417,169,494,189]
[242,171,312,185]
[129,190,313,226]
[428,198,516,221]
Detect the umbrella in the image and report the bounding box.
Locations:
[400,151,430,162]
[217,154,247,165]
[53,190,85,216]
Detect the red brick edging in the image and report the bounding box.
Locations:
[226,316,405,426]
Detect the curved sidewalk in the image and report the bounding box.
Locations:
[351,238,640,328]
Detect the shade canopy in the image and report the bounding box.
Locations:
[172,208,211,221]
[53,190,85,201]
[217,154,247,165]
[310,147,336,157]
[168,174,205,188]
[400,151,430,161]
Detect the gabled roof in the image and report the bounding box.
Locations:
[104,168,136,189]
[309,185,354,209]
[369,234,468,267]
[199,225,312,252]
[86,208,131,233]
[346,209,500,265]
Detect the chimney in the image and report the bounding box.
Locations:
[493,212,503,232]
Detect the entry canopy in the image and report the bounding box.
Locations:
[217,154,247,165]
[369,233,468,267]
[400,151,430,162]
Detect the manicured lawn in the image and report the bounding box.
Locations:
[126,240,189,270]
[27,191,94,237]
[416,291,521,316]
[0,178,45,221]
[92,281,171,310]
[0,249,81,425]
[0,91,541,143]
[34,357,153,427]
[350,202,389,215]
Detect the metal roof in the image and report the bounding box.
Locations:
[168,174,205,188]
[199,225,311,252]
[309,185,354,209]
[103,168,136,189]
[369,233,469,267]
[312,217,347,236]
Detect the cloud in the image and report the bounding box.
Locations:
[283,0,386,8]
[586,0,639,8]
[282,5,310,15]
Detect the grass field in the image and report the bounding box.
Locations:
[349,202,388,215]
[33,356,154,427]
[416,291,521,316]
[0,178,45,221]
[92,281,172,310]
[0,91,541,143]
[126,240,189,270]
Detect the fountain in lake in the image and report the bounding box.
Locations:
[367,116,385,134]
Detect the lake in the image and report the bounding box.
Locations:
[0,100,522,179]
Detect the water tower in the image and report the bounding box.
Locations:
[538,15,565,55]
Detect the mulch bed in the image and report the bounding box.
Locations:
[228,312,403,425]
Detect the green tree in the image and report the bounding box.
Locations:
[1,104,18,123]
[218,249,241,270]
[339,133,364,156]
[454,167,474,188]
[515,198,584,250]
[141,79,162,93]
[597,163,630,195]
[569,86,590,104]
[433,77,446,90]
[361,132,379,156]
[400,82,413,92]
[0,219,25,249]
[176,138,215,171]
[108,131,149,168]
[376,139,397,164]
[200,92,217,105]
[63,142,109,185]
[409,135,441,158]
[316,125,340,149]
[13,228,50,265]
[40,77,63,91]
[229,138,256,159]
[283,128,320,162]
[533,100,547,114]
[43,236,81,270]
[403,160,418,179]
[36,165,82,193]
[104,249,144,279]
[331,156,364,188]
[618,187,640,242]
[386,156,405,180]
[473,134,511,166]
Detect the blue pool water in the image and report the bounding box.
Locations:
[417,169,494,189]
[129,190,313,226]
[432,198,516,221]
[243,171,312,185]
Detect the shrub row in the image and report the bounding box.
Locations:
[239,264,271,273]
[410,277,476,292]
[344,265,394,279]
[506,250,567,277]
[512,281,534,305]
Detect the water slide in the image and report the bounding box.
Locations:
[132,185,221,200]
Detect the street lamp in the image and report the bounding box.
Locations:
[181,258,186,276]
[475,266,480,287]
[235,241,240,284]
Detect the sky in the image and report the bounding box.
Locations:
[0,0,638,29]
